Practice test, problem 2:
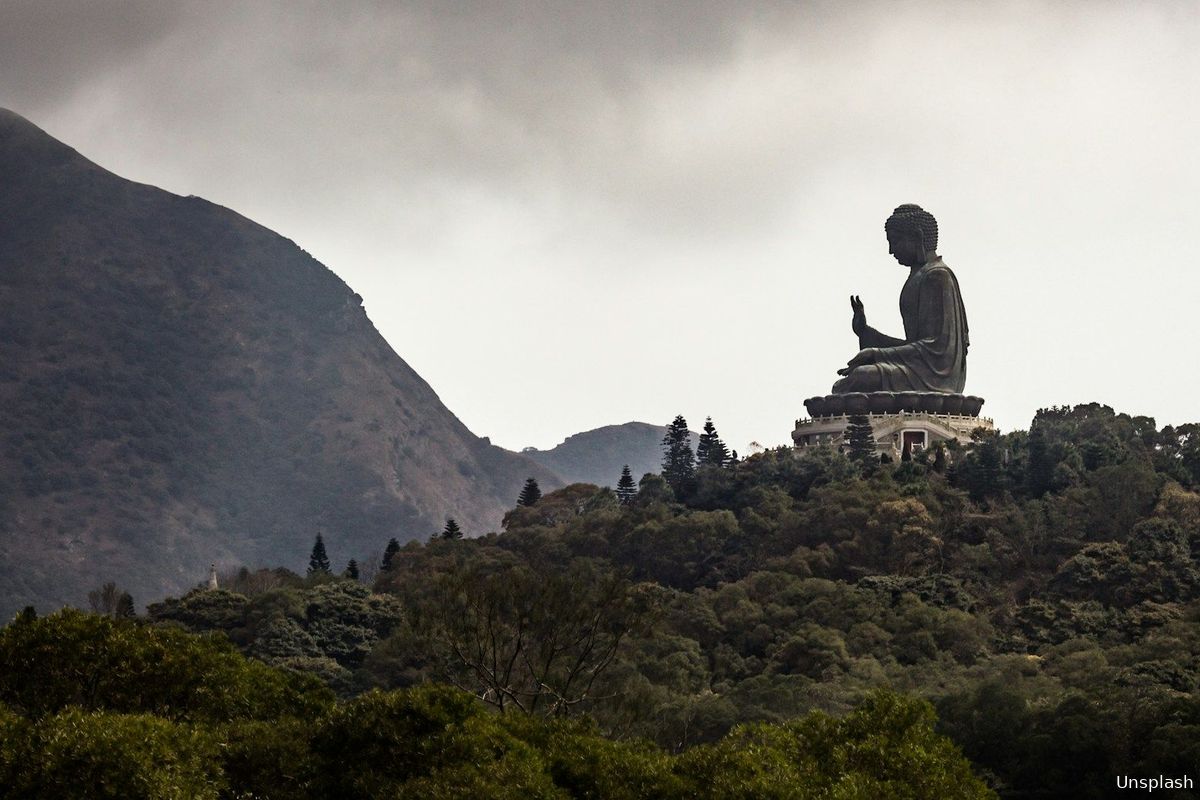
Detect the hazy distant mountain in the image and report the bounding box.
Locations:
[519,422,699,487]
[0,108,560,616]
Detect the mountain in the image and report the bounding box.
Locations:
[0,108,560,616]
[519,422,700,487]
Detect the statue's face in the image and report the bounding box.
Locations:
[886,228,925,267]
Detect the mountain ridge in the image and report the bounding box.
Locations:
[0,107,560,614]
[519,421,701,487]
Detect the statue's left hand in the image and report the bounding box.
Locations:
[845,348,878,370]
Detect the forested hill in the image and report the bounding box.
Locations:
[0,108,559,616]
[142,403,1200,798]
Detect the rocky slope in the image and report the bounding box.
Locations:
[0,108,559,615]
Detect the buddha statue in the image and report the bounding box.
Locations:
[832,204,969,394]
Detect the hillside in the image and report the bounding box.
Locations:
[0,108,560,615]
[520,422,700,487]
[144,402,1200,797]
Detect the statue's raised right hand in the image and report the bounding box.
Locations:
[850,295,866,336]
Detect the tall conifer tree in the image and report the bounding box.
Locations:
[697,417,730,467]
[114,592,135,619]
[517,477,542,507]
[381,537,400,571]
[308,533,331,575]
[616,465,637,506]
[442,518,464,540]
[932,442,948,474]
[1027,425,1054,497]
[661,415,696,495]
[845,415,877,468]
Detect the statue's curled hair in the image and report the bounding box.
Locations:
[885,204,938,253]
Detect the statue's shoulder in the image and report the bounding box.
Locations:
[921,259,959,282]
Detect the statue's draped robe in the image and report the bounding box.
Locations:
[833,258,969,394]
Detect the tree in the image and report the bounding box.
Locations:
[517,478,542,507]
[308,534,331,575]
[421,560,650,715]
[845,414,877,467]
[661,415,696,496]
[696,417,730,468]
[381,538,401,571]
[0,609,333,722]
[954,428,1006,503]
[616,465,637,506]
[345,560,360,581]
[114,593,135,619]
[88,583,127,617]
[932,442,948,473]
[1026,424,1055,497]
[442,518,464,540]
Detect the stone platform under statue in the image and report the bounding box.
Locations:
[804,391,984,418]
[794,392,993,461]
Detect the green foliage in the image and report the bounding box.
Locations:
[309,685,559,798]
[636,472,675,506]
[0,609,333,722]
[30,401,1200,797]
[674,691,992,799]
[215,717,315,800]
[7,708,222,799]
[0,609,1003,799]
[147,588,250,631]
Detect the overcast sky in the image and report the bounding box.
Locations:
[3,1,1199,454]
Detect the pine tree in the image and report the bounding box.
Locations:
[517,477,542,507]
[661,415,696,496]
[697,417,729,467]
[381,537,400,571]
[845,415,877,467]
[345,559,360,580]
[1027,425,1054,497]
[933,442,948,473]
[114,592,135,619]
[696,419,712,465]
[616,465,637,506]
[442,518,464,540]
[308,533,331,575]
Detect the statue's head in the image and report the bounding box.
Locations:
[885,204,938,267]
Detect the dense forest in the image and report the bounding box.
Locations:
[5,402,1200,798]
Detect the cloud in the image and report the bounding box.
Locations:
[3,1,1200,450]
[0,1,184,114]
